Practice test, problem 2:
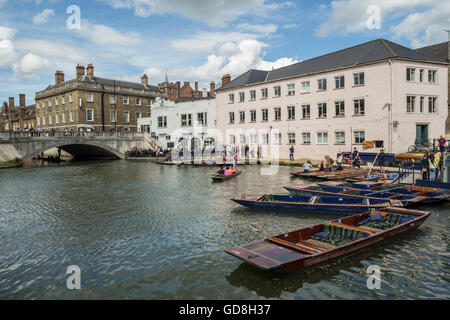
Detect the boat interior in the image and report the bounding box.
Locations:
[261,194,389,205]
[265,209,424,255]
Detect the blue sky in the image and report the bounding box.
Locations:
[0,0,448,105]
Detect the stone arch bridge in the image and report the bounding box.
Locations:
[0,131,161,162]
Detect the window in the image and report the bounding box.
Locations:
[55,112,59,124]
[181,114,192,126]
[42,116,46,125]
[274,107,281,121]
[428,70,437,83]
[239,134,246,144]
[302,104,310,119]
[354,72,364,86]
[335,132,345,144]
[86,93,93,102]
[55,98,59,105]
[110,111,116,122]
[274,86,281,97]
[287,84,295,95]
[136,98,141,106]
[250,90,256,100]
[318,103,327,118]
[420,96,425,113]
[229,93,234,103]
[87,109,94,121]
[250,110,256,122]
[262,133,269,145]
[335,75,344,89]
[419,69,425,82]
[354,98,365,115]
[302,132,311,144]
[287,106,295,120]
[250,134,258,144]
[229,134,236,144]
[37,117,40,126]
[48,100,52,107]
[428,97,437,113]
[239,92,245,102]
[229,112,235,124]
[301,81,310,93]
[123,97,129,105]
[158,116,167,128]
[335,101,345,116]
[136,112,141,119]
[197,112,207,125]
[261,88,268,99]
[274,133,282,145]
[318,78,327,91]
[110,96,116,104]
[317,132,328,144]
[69,94,73,103]
[406,96,415,113]
[288,132,296,144]
[70,110,74,122]
[239,111,245,123]
[48,114,52,125]
[406,68,416,82]
[262,108,268,121]
[147,99,152,107]
[354,131,365,144]
[62,96,65,105]
[124,111,130,122]
[62,112,66,123]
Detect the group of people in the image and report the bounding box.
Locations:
[421,151,444,181]
[126,147,169,158]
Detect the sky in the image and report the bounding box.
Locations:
[0,0,449,105]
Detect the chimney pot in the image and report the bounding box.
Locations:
[221,74,231,86]
[86,64,94,79]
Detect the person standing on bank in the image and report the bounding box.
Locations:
[378,149,386,174]
[438,135,446,157]
[351,148,360,168]
[421,153,429,180]
[289,145,294,161]
[428,153,438,181]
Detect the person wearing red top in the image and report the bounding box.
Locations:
[438,135,446,154]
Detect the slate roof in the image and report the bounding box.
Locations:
[415,41,449,62]
[217,38,447,91]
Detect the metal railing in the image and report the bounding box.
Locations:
[0,131,144,139]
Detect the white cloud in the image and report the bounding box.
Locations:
[0,26,17,68]
[235,23,278,35]
[102,0,282,27]
[12,53,51,75]
[77,20,142,46]
[315,0,440,39]
[32,8,54,24]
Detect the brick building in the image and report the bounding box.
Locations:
[0,94,36,131]
[158,76,216,102]
[35,64,166,132]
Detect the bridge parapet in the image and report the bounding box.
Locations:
[0,131,144,140]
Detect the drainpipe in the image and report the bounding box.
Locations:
[388,59,393,153]
[101,84,105,131]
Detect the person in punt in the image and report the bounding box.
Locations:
[303,160,313,172]
[224,167,232,176]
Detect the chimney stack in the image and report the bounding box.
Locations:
[8,97,14,109]
[221,74,231,86]
[210,81,215,98]
[55,70,65,86]
[141,74,148,86]
[86,64,94,79]
[76,64,85,79]
[19,94,25,107]
[2,101,7,115]
[195,81,199,91]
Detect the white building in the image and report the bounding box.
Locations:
[215,38,448,161]
[138,97,217,150]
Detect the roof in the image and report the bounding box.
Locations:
[415,41,449,62]
[217,38,447,91]
[44,76,161,92]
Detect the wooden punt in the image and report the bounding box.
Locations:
[225,207,431,273]
[414,179,450,190]
[283,185,423,206]
[212,170,241,181]
[316,181,450,204]
[231,194,394,214]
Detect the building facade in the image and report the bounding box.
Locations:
[1,94,36,131]
[35,64,166,132]
[138,97,216,150]
[415,41,450,135]
[215,39,448,161]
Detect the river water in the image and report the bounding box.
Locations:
[0,160,448,299]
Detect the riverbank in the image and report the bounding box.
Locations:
[0,158,23,169]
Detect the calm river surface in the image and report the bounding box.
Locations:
[0,160,449,299]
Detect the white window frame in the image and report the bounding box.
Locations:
[287,84,295,95]
[335,131,345,144]
[317,132,328,145]
[354,98,365,115]
[86,93,93,103]
[124,111,130,123]
[301,81,310,93]
[353,72,365,86]
[86,109,94,121]
[406,96,416,113]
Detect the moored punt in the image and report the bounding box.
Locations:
[231,194,394,214]
[414,179,450,190]
[317,181,450,204]
[225,207,431,273]
[290,168,369,179]
[211,170,241,181]
[283,185,423,206]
